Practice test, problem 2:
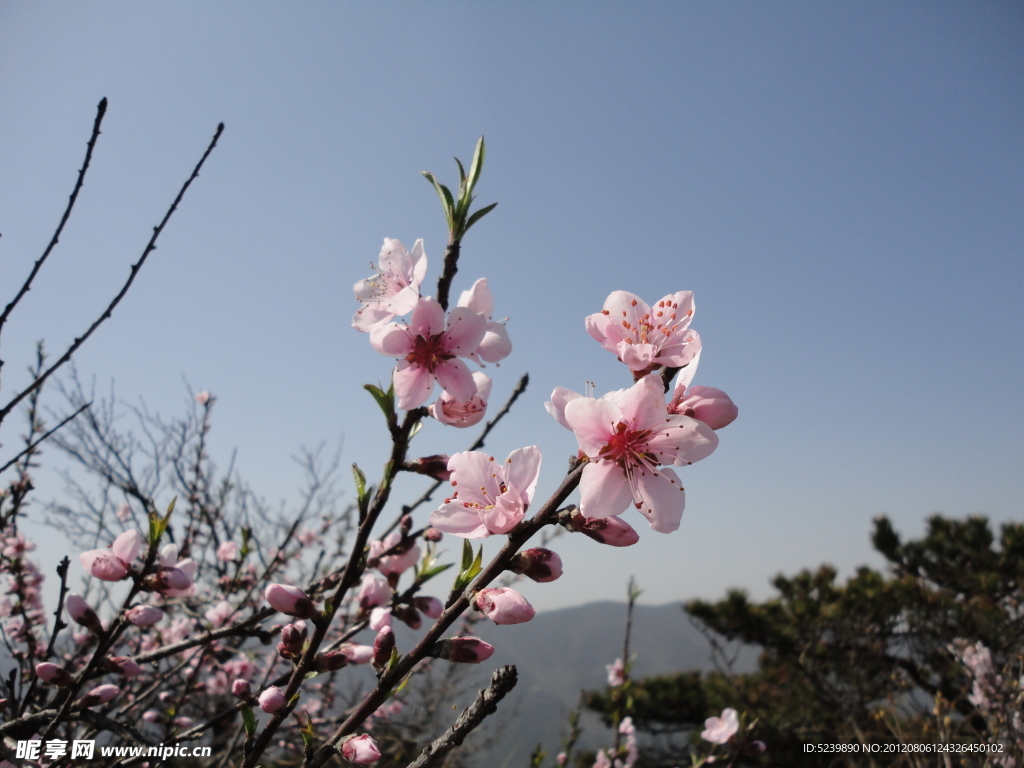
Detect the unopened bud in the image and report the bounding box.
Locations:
[313,650,349,672]
[258,686,285,713]
[265,584,317,619]
[413,596,443,619]
[423,527,444,542]
[35,662,74,686]
[340,644,374,665]
[66,593,103,633]
[474,588,536,625]
[406,455,453,482]
[125,605,164,627]
[400,515,413,534]
[146,566,192,593]
[392,604,422,630]
[104,656,141,678]
[77,684,120,708]
[563,509,640,547]
[372,625,395,668]
[432,637,495,664]
[342,734,382,764]
[510,548,563,582]
[231,679,252,699]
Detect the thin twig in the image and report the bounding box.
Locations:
[0,403,89,475]
[0,120,225,425]
[0,98,107,339]
[405,665,519,768]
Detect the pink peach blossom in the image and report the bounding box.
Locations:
[342,734,382,764]
[79,684,120,707]
[35,662,73,686]
[428,446,542,538]
[562,374,718,533]
[195,390,212,405]
[372,625,395,668]
[369,606,393,631]
[66,593,102,633]
[341,644,374,665]
[353,238,428,331]
[585,290,700,372]
[368,531,421,576]
[369,297,486,410]
[606,658,625,686]
[357,574,392,610]
[116,503,132,522]
[457,278,512,363]
[668,350,737,430]
[701,707,739,744]
[205,600,235,628]
[428,371,491,428]
[474,587,535,625]
[79,529,143,582]
[105,656,141,678]
[232,679,252,699]
[216,541,239,562]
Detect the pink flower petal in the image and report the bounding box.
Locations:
[434,358,478,403]
[393,360,436,410]
[427,503,490,538]
[634,469,686,533]
[578,462,634,519]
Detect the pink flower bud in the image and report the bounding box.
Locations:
[313,650,348,672]
[510,548,563,582]
[342,734,382,764]
[0,698,7,712]
[126,605,164,627]
[66,593,102,633]
[278,621,308,658]
[406,455,453,482]
[434,637,495,664]
[142,709,165,724]
[392,604,422,630]
[474,588,535,625]
[195,391,212,405]
[232,679,252,699]
[150,566,192,593]
[372,626,395,668]
[111,530,143,563]
[369,606,392,631]
[669,386,738,430]
[369,531,420,577]
[105,656,142,678]
[606,658,625,686]
[556,754,567,766]
[573,511,640,547]
[265,584,316,619]
[116,503,132,522]
[35,662,74,686]
[78,684,120,707]
[413,596,444,619]
[216,541,239,562]
[258,686,285,713]
[423,527,444,542]
[357,573,392,610]
[340,644,374,665]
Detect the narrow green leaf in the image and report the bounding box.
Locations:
[467,136,486,194]
[460,539,473,571]
[408,419,423,440]
[421,171,454,229]
[463,202,498,235]
[352,464,367,501]
[467,544,484,581]
[454,157,466,186]
[364,383,395,423]
[241,706,257,737]
[304,670,319,679]
[419,562,454,583]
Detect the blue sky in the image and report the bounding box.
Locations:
[1,2,1021,611]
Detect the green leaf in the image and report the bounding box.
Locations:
[421,171,454,230]
[304,670,319,679]
[363,383,395,425]
[463,201,498,235]
[352,464,367,500]
[408,419,423,440]
[241,706,257,737]
[460,539,473,571]
[419,562,454,583]
[454,156,466,186]
[467,136,486,195]
[467,544,484,581]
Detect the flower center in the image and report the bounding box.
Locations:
[597,422,657,469]
[406,333,453,372]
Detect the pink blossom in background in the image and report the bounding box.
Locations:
[456,278,513,363]
[593,750,612,768]
[105,657,141,678]
[35,663,73,686]
[80,529,143,582]
[258,686,285,713]
[352,238,428,332]
[668,350,738,430]
[216,541,238,562]
[205,600,235,628]
[372,625,395,668]
[368,531,420,576]
[561,374,718,533]
[619,716,638,767]
[557,754,567,766]
[428,371,492,428]
[428,446,542,538]
[369,297,486,409]
[142,710,165,724]
[65,593,102,633]
[231,679,252,699]
[265,584,316,619]
[474,587,536,625]
[297,528,319,546]
[154,544,197,597]
[195,390,212,405]
[342,734,382,764]
[116,503,132,522]
[701,707,739,744]
[585,290,700,372]
[125,605,163,627]
[606,658,625,686]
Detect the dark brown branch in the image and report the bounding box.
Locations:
[435,239,461,312]
[404,665,519,768]
[0,98,107,339]
[0,120,225,425]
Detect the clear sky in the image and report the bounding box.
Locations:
[1,2,1021,612]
